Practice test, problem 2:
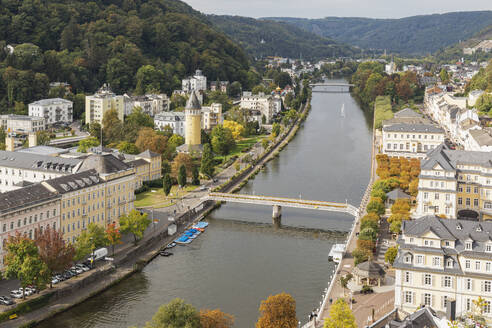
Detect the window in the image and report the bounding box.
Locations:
[447,259,453,268]
[485,301,491,314]
[432,257,441,267]
[416,255,424,265]
[446,194,450,201]
[466,198,471,206]
[424,274,432,285]
[424,293,432,306]
[466,186,471,193]
[443,295,448,309]
[405,271,411,283]
[466,298,471,311]
[487,245,492,252]
[466,278,472,290]
[484,281,491,292]
[466,242,472,250]
[424,192,428,200]
[474,187,479,194]
[458,197,463,205]
[476,261,481,270]
[466,260,471,269]
[405,291,413,304]
[487,262,491,272]
[435,193,439,200]
[443,276,451,288]
[474,199,479,207]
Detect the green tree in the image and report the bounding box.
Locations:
[261,139,269,150]
[367,199,385,215]
[163,173,172,196]
[256,293,297,328]
[211,125,236,156]
[74,223,108,261]
[192,165,200,186]
[439,68,450,84]
[36,130,51,146]
[271,123,282,137]
[117,141,140,154]
[178,164,187,187]
[102,108,124,144]
[135,65,165,95]
[78,137,100,153]
[228,81,242,97]
[119,210,151,244]
[3,234,49,296]
[200,143,215,178]
[144,298,200,328]
[323,299,356,328]
[385,246,398,265]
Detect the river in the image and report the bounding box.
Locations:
[37,79,373,328]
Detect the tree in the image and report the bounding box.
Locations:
[323,299,356,328]
[117,141,140,154]
[340,273,353,296]
[192,165,200,185]
[102,108,124,144]
[135,65,164,95]
[144,298,200,328]
[473,296,487,316]
[105,223,122,256]
[370,189,387,202]
[136,127,168,154]
[200,144,215,178]
[35,228,75,288]
[78,137,100,153]
[385,246,398,265]
[228,81,242,97]
[3,234,49,296]
[262,139,269,150]
[271,123,282,137]
[352,248,370,265]
[211,125,236,156]
[256,293,297,328]
[119,210,151,243]
[390,220,402,234]
[124,107,155,142]
[439,68,450,84]
[36,130,51,146]
[391,199,410,215]
[178,164,187,187]
[163,173,172,196]
[172,153,193,177]
[200,309,234,328]
[75,223,108,261]
[223,120,245,140]
[367,199,385,215]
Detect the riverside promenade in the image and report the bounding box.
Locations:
[304,114,395,328]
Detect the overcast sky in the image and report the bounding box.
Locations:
[183,0,491,19]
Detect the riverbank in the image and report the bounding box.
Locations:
[2,98,313,328]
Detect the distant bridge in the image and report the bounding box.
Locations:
[309,83,354,87]
[49,135,89,147]
[205,192,359,224]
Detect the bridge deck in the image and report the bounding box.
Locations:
[207,192,358,216]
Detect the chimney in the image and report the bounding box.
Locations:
[28,133,37,148]
[5,134,14,151]
[446,299,456,321]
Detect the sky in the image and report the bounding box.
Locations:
[183,0,491,19]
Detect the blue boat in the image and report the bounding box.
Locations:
[194,222,208,229]
[175,236,192,244]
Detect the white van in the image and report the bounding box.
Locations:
[87,247,108,262]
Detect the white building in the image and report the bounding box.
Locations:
[85,84,125,126]
[394,216,492,326]
[468,90,484,107]
[182,69,207,92]
[0,115,45,134]
[382,108,445,158]
[125,94,170,116]
[240,92,281,124]
[154,112,186,136]
[28,98,73,125]
[201,103,223,131]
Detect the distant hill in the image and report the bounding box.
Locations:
[267,11,492,55]
[207,15,359,60]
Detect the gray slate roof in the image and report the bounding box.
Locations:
[78,154,131,174]
[43,169,102,194]
[421,144,492,171]
[29,98,72,106]
[394,108,422,118]
[0,150,82,173]
[185,91,201,110]
[469,129,492,147]
[386,188,411,201]
[388,307,439,328]
[383,123,443,133]
[154,111,185,122]
[138,150,160,158]
[0,184,59,215]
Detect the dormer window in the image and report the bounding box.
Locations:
[486,244,492,253]
[457,224,462,230]
[445,241,450,247]
[476,225,482,232]
[466,241,472,250]
[447,259,453,268]
[404,253,413,264]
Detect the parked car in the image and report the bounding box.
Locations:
[76,264,90,272]
[62,271,73,280]
[71,266,83,274]
[51,277,60,285]
[10,290,22,299]
[18,288,32,296]
[0,296,14,305]
[25,287,36,295]
[55,274,65,281]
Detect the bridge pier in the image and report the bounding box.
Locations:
[272,205,282,227]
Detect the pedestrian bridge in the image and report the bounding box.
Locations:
[309,83,354,87]
[206,192,359,224]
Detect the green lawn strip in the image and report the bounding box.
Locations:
[214,135,266,163]
[135,186,198,208]
[374,96,393,129]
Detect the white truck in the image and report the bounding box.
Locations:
[87,247,108,262]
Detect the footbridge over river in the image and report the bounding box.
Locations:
[309,82,354,94]
[205,192,359,225]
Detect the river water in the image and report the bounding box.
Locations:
[38,80,373,328]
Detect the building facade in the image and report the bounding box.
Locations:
[201,103,222,131]
[85,84,125,126]
[0,184,60,269]
[126,150,162,188]
[154,112,186,136]
[28,98,73,125]
[394,216,492,325]
[126,94,170,116]
[416,144,492,220]
[240,92,279,124]
[182,70,207,92]
[0,114,45,134]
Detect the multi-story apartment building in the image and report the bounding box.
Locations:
[0,114,45,133]
[394,216,492,325]
[79,154,135,225]
[85,84,125,126]
[210,81,229,93]
[28,98,73,125]
[240,92,281,124]
[41,170,106,244]
[0,150,83,192]
[417,144,492,220]
[154,112,186,136]
[0,184,60,268]
[182,70,207,92]
[201,103,222,131]
[125,150,162,188]
[126,94,170,116]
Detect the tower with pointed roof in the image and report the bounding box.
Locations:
[185,91,202,147]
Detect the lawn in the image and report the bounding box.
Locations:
[214,134,267,162]
[374,96,393,129]
[135,185,198,208]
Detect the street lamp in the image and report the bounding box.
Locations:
[89,237,95,269]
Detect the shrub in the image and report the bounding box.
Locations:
[385,246,398,265]
[372,180,392,193]
[367,200,385,216]
[352,248,370,266]
[359,227,378,242]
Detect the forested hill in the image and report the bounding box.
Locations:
[267,11,492,55]
[207,15,359,60]
[0,0,254,114]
